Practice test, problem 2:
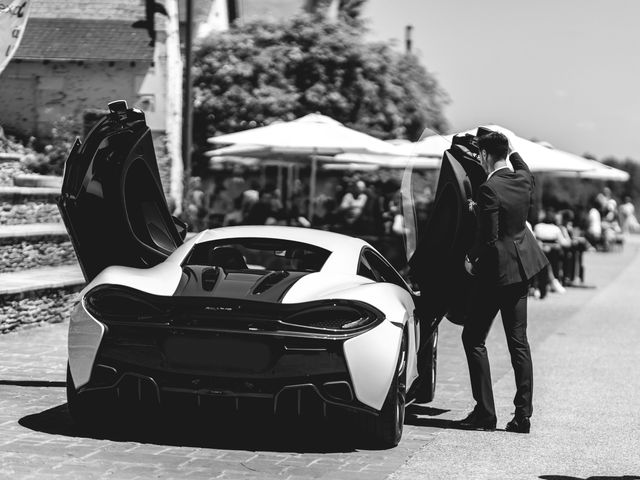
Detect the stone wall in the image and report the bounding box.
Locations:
[0,159,29,187]
[0,201,61,225]
[0,286,81,334]
[0,236,76,272]
[0,60,160,138]
[0,188,61,225]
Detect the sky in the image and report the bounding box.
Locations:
[363,0,640,160]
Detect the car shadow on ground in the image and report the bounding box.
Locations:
[539,476,640,480]
[404,404,507,432]
[19,402,383,453]
[0,380,66,387]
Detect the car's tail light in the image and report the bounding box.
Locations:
[84,286,384,335]
[283,304,382,332]
[85,286,167,321]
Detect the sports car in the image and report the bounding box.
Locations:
[58,101,448,447]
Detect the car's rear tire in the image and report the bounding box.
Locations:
[66,363,112,430]
[421,329,438,403]
[360,330,407,448]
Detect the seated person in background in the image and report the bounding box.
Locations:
[223,196,245,226]
[244,186,282,226]
[601,188,618,224]
[586,197,605,250]
[339,180,368,230]
[559,209,587,285]
[600,190,623,249]
[533,210,570,294]
[619,196,640,234]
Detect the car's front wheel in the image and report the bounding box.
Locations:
[360,330,407,448]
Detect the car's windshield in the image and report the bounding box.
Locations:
[185,238,331,272]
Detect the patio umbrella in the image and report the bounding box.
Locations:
[321,162,380,172]
[543,151,630,182]
[206,114,401,219]
[398,125,630,263]
[395,125,615,175]
[576,162,629,181]
[207,114,400,156]
[328,152,440,170]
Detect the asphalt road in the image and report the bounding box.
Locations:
[0,239,639,479]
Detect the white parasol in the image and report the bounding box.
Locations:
[206,114,402,219]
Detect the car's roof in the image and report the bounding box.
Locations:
[186,226,372,274]
[193,226,369,251]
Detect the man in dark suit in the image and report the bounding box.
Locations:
[459,131,548,433]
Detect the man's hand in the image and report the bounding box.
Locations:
[464,255,477,276]
[503,133,515,155]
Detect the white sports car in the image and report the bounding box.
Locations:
[59,102,480,448]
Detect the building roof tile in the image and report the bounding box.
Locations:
[30,0,145,21]
[14,18,154,61]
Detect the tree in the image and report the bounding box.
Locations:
[192,15,449,172]
[308,0,367,27]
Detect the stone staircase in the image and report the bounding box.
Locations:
[0,153,85,334]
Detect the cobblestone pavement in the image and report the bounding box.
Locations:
[0,241,637,479]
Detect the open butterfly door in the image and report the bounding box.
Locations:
[58,101,186,282]
[402,136,487,326]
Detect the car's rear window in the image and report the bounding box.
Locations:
[185,238,331,272]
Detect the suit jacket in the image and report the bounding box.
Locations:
[469,152,548,286]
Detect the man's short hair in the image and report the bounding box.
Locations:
[477,131,509,159]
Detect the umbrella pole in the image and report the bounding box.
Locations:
[287,163,294,216]
[533,173,545,222]
[260,165,267,189]
[309,156,318,224]
[277,164,283,204]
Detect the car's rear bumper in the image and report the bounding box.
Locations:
[69,297,404,414]
[79,360,372,417]
[72,309,380,416]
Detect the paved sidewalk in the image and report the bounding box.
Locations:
[0,186,61,197]
[392,238,640,479]
[0,223,66,239]
[0,264,84,295]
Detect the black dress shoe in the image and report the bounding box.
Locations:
[505,416,530,433]
[457,410,497,431]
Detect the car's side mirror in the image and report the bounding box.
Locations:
[173,216,188,241]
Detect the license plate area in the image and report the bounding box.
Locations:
[163,335,273,373]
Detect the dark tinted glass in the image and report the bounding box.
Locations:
[186,238,331,273]
[364,250,409,290]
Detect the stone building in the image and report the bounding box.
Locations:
[1,1,160,138]
[0,0,340,334]
[0,0,338,138]
[0,0,223,201]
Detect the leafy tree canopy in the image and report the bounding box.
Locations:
[192,15,449,169]
[319,0,368,27]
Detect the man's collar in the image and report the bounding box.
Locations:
[487,165,510,180]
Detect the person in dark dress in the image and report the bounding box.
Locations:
[459,131,548,434]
